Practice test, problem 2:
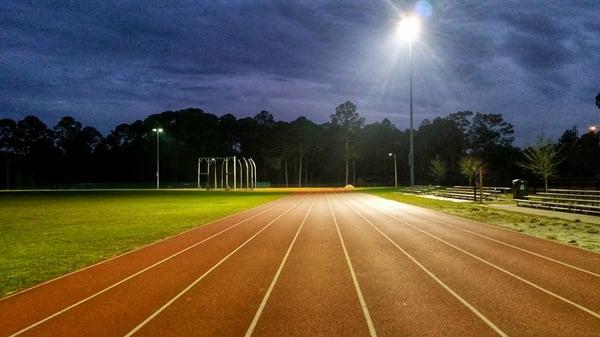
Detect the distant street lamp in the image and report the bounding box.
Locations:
[152,128,163,189]
[590,125,597,133]
[397,15,421,187]
[389,152,398,188]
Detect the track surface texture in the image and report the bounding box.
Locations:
[1,193,599,337]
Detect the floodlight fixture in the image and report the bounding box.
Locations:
[397,16,421,42]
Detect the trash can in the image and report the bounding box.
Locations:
[512,179,527,199]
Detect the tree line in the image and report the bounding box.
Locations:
[1,101,599,189]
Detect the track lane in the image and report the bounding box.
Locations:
[125,196,316,337]
[326,194,378,337]
[245,197,316,336]
[346,194,600,336]
[245,194,374,337]
[329,194,504,337]
[362,194,600,274]
[354,195,600,312]
[10,196,305,337]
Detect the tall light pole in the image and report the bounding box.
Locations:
[388,152,397,188]
[152,128,163,189]
[397,15,420,187]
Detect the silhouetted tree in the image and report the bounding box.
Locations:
[54,116,103,182]
[448,111,514,152]
[355,118,400,186]
[557,127,579,178]
[330,101,364,186]
[415,117,465,184]
[13,116,59,186]
[0,119,17,189]
[5,107,600,189]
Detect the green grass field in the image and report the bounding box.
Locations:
[366,188,600,254]
[0,190,285,297]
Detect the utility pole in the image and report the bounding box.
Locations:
[409,42,415,187]
[152,128,163,189]
[389,153,397,188]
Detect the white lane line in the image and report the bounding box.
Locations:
[327,194,378,337]
[244,197,316,337]
[344,197,508,337]
[1,195,291,302]
[392,203,600,278]
[363,194,600,278]
[8,198,294,337]
[124,198,304,337]
[354,197,600,320]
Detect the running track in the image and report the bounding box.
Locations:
[1,193,599,337]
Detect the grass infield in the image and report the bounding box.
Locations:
[366,188,600,254]
[0,190,285,297]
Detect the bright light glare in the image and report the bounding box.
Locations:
[152,128,164,133]
[388,153,393,157]
[397,16,421,42]
[590,125,597,132]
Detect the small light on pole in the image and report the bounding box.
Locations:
[589,125,597,133]
[389,152,398,188]
[396,15,420,187]
[152,128,163,189]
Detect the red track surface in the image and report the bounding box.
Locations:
[1,193,599,337]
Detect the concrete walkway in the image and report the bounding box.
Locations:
[490,204,600,225]
[419,194,471,203]
[399,193,471,203]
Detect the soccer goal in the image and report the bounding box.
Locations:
[197,156,257,190]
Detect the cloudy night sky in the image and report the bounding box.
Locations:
[1,0,599,145]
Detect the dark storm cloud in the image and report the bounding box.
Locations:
[502,32,573,70]
[499,12,569,38]
[497,10,574,78]
[1,0,599,144]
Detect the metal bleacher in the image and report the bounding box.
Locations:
[515,189,600,216]
[433,186,510,202]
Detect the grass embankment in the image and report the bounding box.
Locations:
[0,190,285,297]
[366,188,600,254]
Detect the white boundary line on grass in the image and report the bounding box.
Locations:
[244,196,316,337]
[327,194,379,337]
[8,197,295,337]
[343,197,508,337]
[1,194,290,302]
[352,196,600,320]
[124,197,304,337]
